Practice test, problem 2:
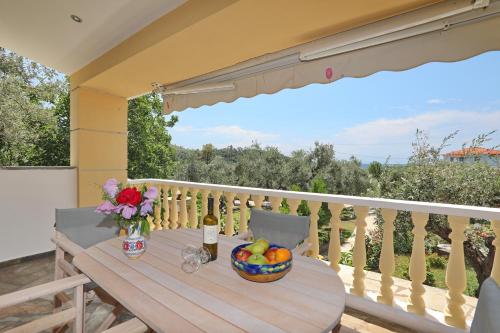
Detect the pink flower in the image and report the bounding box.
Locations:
[103,178,119,198]
[121,205,137,219]
[140,200,153,216]
[144,187,158,200]
[95,201,116,215]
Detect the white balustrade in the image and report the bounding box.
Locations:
[407,211,428,315]
[270,196,282,213]
[170,186,179,229]
[288,199,300,216]
[179,187,188,228]
[224,192,236,236]
[328,203,343,272]
[238,193,250,233]
[444,216,468,328]
[161,185,170,229]
[189,188,199,229]
[307,201,321,258]
[129,178,500,332]
[378,208,397,305]
[351,206,369,297]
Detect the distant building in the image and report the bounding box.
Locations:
[443,147,500,166]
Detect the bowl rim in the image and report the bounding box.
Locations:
[231,243,293,268]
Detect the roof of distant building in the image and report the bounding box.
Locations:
[443,147,500,157]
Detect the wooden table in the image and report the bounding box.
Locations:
[73,229,345,333]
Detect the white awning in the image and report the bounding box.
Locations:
[161,0,500,114]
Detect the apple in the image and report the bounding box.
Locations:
[247,254,269,265]
[235,249,252,262]
[264,247,278,264]
[254,239,270,252]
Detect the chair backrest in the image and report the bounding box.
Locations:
[248,209,310,249]
[55,207,119,249]
[470,277,500,333]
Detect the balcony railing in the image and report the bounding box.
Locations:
[128,178,500,333]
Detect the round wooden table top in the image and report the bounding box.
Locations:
[74,228,346,333]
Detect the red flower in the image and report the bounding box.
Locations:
[116,187,142,206]
[123,242,130,251]
[136,241,143,250]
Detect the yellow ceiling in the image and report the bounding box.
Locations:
[71,0,441,98]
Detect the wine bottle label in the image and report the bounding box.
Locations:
[203,225,218,244]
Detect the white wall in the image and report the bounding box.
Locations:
[0,167,77,263]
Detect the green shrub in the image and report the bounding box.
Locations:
[427,253,447,269]
[365,237,382,272]
[340,251,353,266]
[340,229,353,242]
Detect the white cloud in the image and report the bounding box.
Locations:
[427,98,461,105]
[427,98,445,105]
[172,125,279,147]
[333,110,500,162]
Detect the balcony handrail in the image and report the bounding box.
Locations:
[129,178,500,221]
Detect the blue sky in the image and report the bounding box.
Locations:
[169,51,500,163]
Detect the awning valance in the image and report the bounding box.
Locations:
[161,0,500,114]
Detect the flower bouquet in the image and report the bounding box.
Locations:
[96,179,158,259]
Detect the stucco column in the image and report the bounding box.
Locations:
[70,86,128,207]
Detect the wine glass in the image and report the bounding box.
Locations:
[181,245,211,273]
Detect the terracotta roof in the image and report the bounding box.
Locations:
[443,147,500,157]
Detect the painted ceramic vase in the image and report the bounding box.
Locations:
[122,225,145,259]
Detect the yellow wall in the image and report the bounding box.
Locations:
[70,86,128,207]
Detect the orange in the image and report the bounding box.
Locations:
[275,248,291,263]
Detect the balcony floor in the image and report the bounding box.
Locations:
[1,253,417,333]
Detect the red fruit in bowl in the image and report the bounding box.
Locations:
[264,247,278,264]
[235,249,252,262]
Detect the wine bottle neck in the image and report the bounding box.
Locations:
[207,197,214,215]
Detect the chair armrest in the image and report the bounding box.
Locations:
[292,240,312,256]
[234,231,250,240]
[52,231,84,256]
[0,274,90,309]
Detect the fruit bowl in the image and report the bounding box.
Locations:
[231,243,292,283]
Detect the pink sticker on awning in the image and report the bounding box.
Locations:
[325,67,333,80]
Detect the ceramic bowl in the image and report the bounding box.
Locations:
[231,243,292,283]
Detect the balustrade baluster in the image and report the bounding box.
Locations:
[288,199,300,216]
[238,193,249,234]
[253,195,264,211]
[154,185,162,231]
[179,187,188,228]
[270,196,282,213]
[200,190,209,223]
[145,183,155,230]
[213,191,222,232]
[327,203,343,272]
[492,220,500,284]
[224,193,236,236]
[444,215,468,329]
[162,186,170,229]
[170,186,179,229]
[378,208,397,305]
[189,188,199,229]
[351,206,369,297]
[308,201,321,258]
[407,211,428,315]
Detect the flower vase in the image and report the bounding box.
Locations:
[122,225,145,259]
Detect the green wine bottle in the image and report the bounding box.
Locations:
[203,197,218,261]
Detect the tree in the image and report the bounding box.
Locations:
[368,161,382,179]
[200,144,215,164]
[0,47,67,166]
[377,130,500,292]
[127,94,178,179]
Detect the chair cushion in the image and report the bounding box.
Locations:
[55,207,119,249]
[249,209,310,249]
[470,277,500,333]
